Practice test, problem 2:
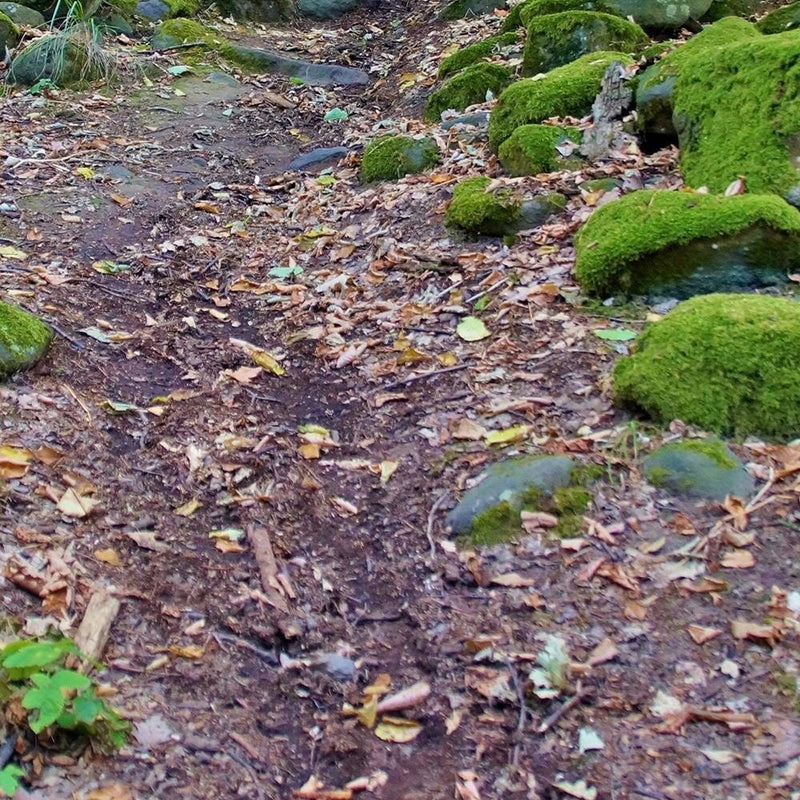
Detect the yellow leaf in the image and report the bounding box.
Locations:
[75,166,94,179]
[168,644,204,659]
[356,695,378,729]
[456,316,490,342]
[57,487,99,518]
[0,445,33,479]
[94,548,122,567]
[484,425,531,446]
[299,442,321,459]
[379,460,399,485]
[437,351,458,366]
[215,539,245,553]
[0,245,27,261]
[374,716,423,743]
[251,349,286,375]
[174,498,202,517]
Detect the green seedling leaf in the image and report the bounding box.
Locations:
[92,260,131,275]
[593,328,637,342]
[167,65,194,75]
[324,107,348,122]
[22,676,66,733]
[289,76,306,85]
[102,399,139,414]
[3,641,64,669]
[50,669,91,691]
[316,175,337,187]
[456,316,490,342]
[0,765,24,797]
[268,265,303,280]
[474,295,492,311]
[209,527,245,542]
[73,692,104,724]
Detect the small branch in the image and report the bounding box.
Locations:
[426,490,450,560]
[505,659,527,767]
[536,683,590,734]
[380,363,472,392]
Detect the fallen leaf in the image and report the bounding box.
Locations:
[553,778,597,800]
[374,716,423,743]
[57,488,99,518]
[456,316,490,342]
[484,425,531,446]
[720,549,756,569]
[168,644,204,659]
[94,549,122,567]
[687,625,722,644]
[451,418,487,440]
[731,619,781,646]
[125,530,168,552]
[376,681,431,714]
[174,498,202,516]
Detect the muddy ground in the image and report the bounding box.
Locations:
[0,3,799,799]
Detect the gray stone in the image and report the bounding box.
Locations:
[0,3,44,27]
[513,194,566,231]
[0,8,19,53]
[136,0,170,19]
[297,0,359,19]
[10,34,102,88]
[441,0,507,20]
[214,0,294,22]
[225,45,369,86]
[206,71,240,86]
[446,455,576,534]
[643,440,755,500]
[101,13,134,35]
[98,164,134,182]
[441,111,490,130]
[608,0,712,28]
[288,146,349,172]
[317,653,356,680]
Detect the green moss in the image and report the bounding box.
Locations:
[757,3,800,34]
[488,50,634,151]
[164,0,202,15]
[613,293,800,440]
[574,189,800,297]
[522,11,648,76]
[501,0,616,32]
[0,10,19,49]
[654,439,738,470]
[359,135,440,183]
[645,465,671,487]
[441,0,506,20]
[151,18,225,51]
[668,23,800,194]
[445,176,522,235]
[464,500,524,546]
[438,32,519,79]
[581,177,620,192]
[702,0,761,21]
[497,123,581,175]
[0,301,52,378]
[550,486,591,537]
[424,63,512,123]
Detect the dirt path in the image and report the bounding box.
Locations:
[1,5,799,800]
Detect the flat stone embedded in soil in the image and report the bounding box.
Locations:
[0,300,53,378]
[288,146,349,172]
[446,454,576,534]
[643,439,755,500]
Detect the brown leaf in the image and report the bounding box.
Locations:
[731,619,781,647]
[720,549,756,569]
[376,681,431,714]
[490,572,536,588]
[687,624,722,644]
[520,510,559,532]
[586,637,618,667]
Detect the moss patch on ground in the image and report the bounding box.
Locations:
[359,135,440,183]
[488,50,633,151]
[497,123,581,176]
[425,63,512,122]
[0,301,52,378]
[522,11,648,75]
[438,32,519,78]
[152,18,226,52]
[574,189,800,297]
[613,293,800,440]
[445,176,522,235]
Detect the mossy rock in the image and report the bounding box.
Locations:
[581,177,620,192]
[0,9,19,51]
[574,189,800,298]
[438,31,519,79]
[502,0,618,32]
[0,3,43,27]
[359,135,440,183]
[635,17,759,139]
[522,11,648,76]
[445,454,576,534]
[151,17,224,51]
[440,0,507,20]
[0,301,52,378]
[136,0,200,20]
[613,293,800,440]
[9,29,105,87]
[757,3,800,34]
[424,63,512,123]
[643,439,755,500]
[488,50,634,151]
[702,0,764,21]
[497,123,582,175]
[213,0,294,21]
[445,176,522,235]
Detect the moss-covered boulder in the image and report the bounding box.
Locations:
[643,439,755,500]
[635,17,759,140]
[424,63,512,122]
[574,190,800,298]
[438,32,519,79]
[213,0,293,21]
[0,10,19,52]
[756,2,800,33]
[10,28,105,87]
[151,17,225,50]
[297,0,359,19]
[613,293,800,440]
[702,0,765,21]
[445,454,577,535]
[0,301,52,378]
[0,3,43,26]
[445,176,522,235]
[441,0,507,19]
[497,123,581,175]
[359,135,440,183]
[522,11,648,75]
[488,50,633,150]
[136,0,200,19]
[503,0,711,31]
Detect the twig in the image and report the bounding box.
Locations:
[536,683,590,734]
[380,363,472,392]
[505,658,527,767]
[213,632,278,665]
[47,320,85,350]
[426,490,450,560]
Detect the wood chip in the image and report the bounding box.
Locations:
[74,591,121,662]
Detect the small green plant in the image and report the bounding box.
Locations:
[27,78,59,95]
[529,635,570,699]
[0,765,24,797]
[0,637,130,752]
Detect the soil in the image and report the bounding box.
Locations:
[0,3,799,800]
